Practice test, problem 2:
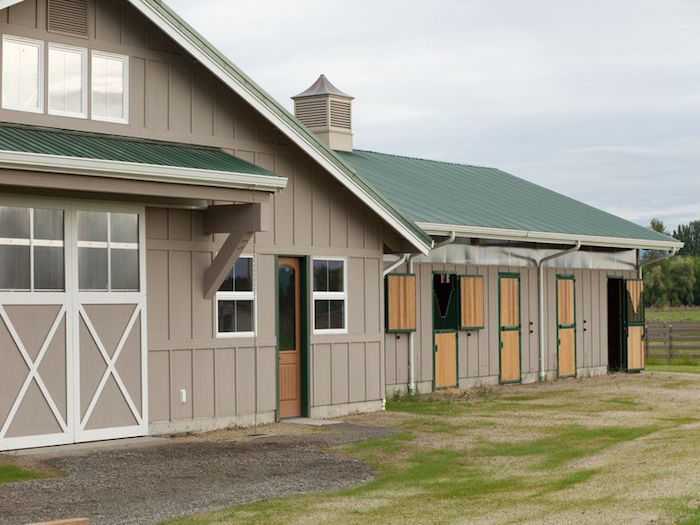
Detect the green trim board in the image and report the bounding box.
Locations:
[556,275,577,379]
[498,272,522,385]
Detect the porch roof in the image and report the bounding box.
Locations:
[0,124,287,191]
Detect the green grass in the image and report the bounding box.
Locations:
[647,307,700,322]
[647,364,700,374]
[479,424,659,470]
[0,464,42,485]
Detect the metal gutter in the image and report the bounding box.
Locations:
[0,150,288,191]
[0,0,24,9]
[417,222,683,251]
[637,248,679,279]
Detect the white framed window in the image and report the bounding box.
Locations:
[0,206,64,292]
[91,50,128,124]
[216,256,255,338]
[2,35,44,114]
[77,211,139,292]
[312,257,347,334]
[48,43,87,119]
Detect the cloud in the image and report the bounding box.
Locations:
[166,0,700,229]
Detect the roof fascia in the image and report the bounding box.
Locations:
[0,149,288,191]
[418,222,684,251]
[128,0,431,255]
[0,0,25,9]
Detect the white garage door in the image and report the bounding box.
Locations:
[0,199,147,451]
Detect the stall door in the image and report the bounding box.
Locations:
[433,274,459,388]
[557,276,577,378]
[75,210,147,443]
[625,279,645,372]
[278,258,302,418]
[499,274,521,383]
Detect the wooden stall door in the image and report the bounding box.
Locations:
[435,332,457,388]
[499,275,521,383]
[557,277,576,378]
[278,258,302,418]
[625,280,645,371]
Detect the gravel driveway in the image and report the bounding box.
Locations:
[0,422,390,525]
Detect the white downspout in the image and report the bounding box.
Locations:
[637,248,678,279]
[405,232,456,393]
[383,254,410,278]
[536,241,581,382]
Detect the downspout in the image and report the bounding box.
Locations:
[383,254,410,278]
[405,232,456,393]
[536,241,581,382]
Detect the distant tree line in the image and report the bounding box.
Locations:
[644,219,700,307]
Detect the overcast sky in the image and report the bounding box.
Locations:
[167,0,699,231]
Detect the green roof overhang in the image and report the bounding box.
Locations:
[0,125,287,192]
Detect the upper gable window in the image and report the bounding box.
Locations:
[2,35,44,114]
[91,51,129,124]
[48,43,87,119]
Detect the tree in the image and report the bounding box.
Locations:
[650,217,667,234]
[644,264,667,307]
[673,221,700,257]
[665,257,696,306]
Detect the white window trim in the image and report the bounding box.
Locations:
[312,256,348,335]
[90,50,129,125]
[1,34,45,114]
[215,255,256,338]
[48,42,88,120]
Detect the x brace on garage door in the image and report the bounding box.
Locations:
[0,197,147,451]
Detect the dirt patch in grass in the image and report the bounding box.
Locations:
[164,373,700,525]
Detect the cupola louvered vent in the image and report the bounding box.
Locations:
[292,74,354,152]
[294,97,328,129]
[47,0,89,38]
[330,99,351,129]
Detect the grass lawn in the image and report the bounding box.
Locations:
[166,375,700,525]
[647,306,700,323]
[0,463,42,485]
[647,363,700,374]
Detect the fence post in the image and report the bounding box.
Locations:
[667,323,673,364]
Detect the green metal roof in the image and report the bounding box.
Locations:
[337,149,677,246]
[0,124,275,176]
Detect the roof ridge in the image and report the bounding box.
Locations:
[352,148,496,171]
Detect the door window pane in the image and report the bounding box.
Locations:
[0,207,30,238]
[110,213,138,243]
[34,246,64,290]
[2,36,43,113]
[278,266,296,351]
[92,52,128,123]
[111,249,139,291]
[48,44,86,118]
[78,211,108,242]
[0,245,30,290]
[34,208,64,241]
[79,247,108,290]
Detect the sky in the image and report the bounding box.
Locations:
[167,0,700,231]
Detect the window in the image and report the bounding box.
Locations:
[2,35,44,113]
[216,256,255,337]
[91,51,128,124]
[48,43,87,118]
[78,211,139,291]
[313,258,346,333]
[460,275,485,330]
[0,206,64,291]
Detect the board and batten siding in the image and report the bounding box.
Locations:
[385,262,636,394]
[0,0,286,152]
